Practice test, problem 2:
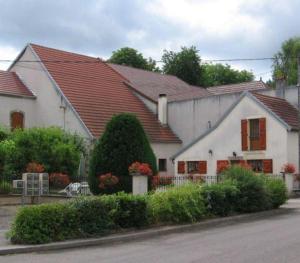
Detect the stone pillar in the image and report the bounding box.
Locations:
[132,175,148,195]
[284,173,294,196]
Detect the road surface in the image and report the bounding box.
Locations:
[3,200,300,263]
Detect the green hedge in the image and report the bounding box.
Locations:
[148,183,206,223]
[201,182,239,216]
[9,171,287,244]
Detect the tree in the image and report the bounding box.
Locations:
[88,113,157,195]
[109,47,160,72]
[162,46,202,85]
[273,37,300,85]
[200,63,254,87]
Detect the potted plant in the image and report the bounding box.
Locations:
[129,162,152,194]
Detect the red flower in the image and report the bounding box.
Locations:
[26,162,45,173]
[98,173,119,190]
[128,162,152,176]
[283,163,296,174]
[49,173,70,188]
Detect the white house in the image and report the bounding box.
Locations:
[172,91,299,175]
[0,43,299,177]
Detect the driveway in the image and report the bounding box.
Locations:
[3,199,300,263]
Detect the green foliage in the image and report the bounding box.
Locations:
[1,127,85,181]
[89,113,157,194]
[201,182,239,216]
[264,177,287,208]
[200,63,254,87]
[273,37,300,85]
[109,47,160,72]
[9,203,78,244]
[0,126,9,142]
[0,181,12,194]
[71,197,114,236]
[102,192,148,228]
[223,166,272,213]
[162,46,202,85]
[148,183,206,224]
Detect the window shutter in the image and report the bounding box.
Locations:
[177,161,185,174]
[11,112,24,131]
[263,159,273,173]
[217,160,229,174]
[259,118,266,150]
[198,161,207,174]
[241,119,248,151]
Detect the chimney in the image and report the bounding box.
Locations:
[275,77,286,99]
[158,94,167,125]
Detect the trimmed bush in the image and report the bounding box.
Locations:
[223,166,272,212]
[201,182,239,216]
[89,113,157,194]
[102,192,149,228]
[70,197,114,236]
[9,203,78,244]
[264,177,288,208]
[148,183,206,224]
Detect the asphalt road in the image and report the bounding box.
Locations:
[3,200,300,263]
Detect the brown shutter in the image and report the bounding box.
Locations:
[263,159,273,173]
[11,112,24,131]
[177,161,185,174]
[198,161,207,174]
[241,119,248,151]
[259,118,266,150]
[217,160,229,174]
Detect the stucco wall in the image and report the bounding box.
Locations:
[287,131,299,172]
[133,92,157,114]
[0,95,36,129]
[151,142,181,176]
[9,46,91,139]
[174,95,290,175]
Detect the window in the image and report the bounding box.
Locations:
[10,111,24,131]
[187,161,199,173]
[249,119,260,150]
[158,159,167,172]
[247,160,263,172]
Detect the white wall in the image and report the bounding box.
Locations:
[133,92,157,114]
[0,95,36,129]
[9,46,91,140]
[151,142,181,176]
[174,95,290,175]
[287,131,299,172]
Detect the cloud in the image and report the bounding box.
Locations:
[0,0,300,80]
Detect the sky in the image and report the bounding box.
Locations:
[0,0,299,81]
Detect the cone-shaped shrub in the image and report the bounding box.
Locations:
[88,113,157,194]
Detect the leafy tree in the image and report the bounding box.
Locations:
[200,63,254,87]
[109,47,160,72]
[162,46,202,85]
[273,37,300,85]
[0,127,85,181]
[88,113,157,195]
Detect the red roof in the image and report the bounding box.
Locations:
[109,63,211,102]
[252,92,299,130]
[30,44,181,143]
[208,81,268,95]
[0,70,34,98]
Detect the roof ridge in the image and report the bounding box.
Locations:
[29,43,99,61]
[207,80,266,89]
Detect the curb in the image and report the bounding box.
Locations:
[0,208,293,256]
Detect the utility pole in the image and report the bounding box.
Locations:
[298,54,300,171]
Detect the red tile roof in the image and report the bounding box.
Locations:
[208,81,268,95]
[30,44,181,143]
[108,63,211,102]
[0,70,35,98]
[252,92,299,130]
